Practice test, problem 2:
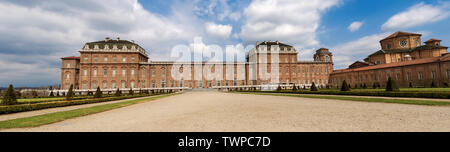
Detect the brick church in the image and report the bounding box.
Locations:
[329,31,450,88]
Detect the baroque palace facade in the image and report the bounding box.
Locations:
[61,38,333,90]
[329,31,450,88]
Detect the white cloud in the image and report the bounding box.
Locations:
[382,2,450,30]
[240,0,341,49]
[0,0,210,87]
[348,21,363,32]
[205,22,233,39]
[331,33,390,69]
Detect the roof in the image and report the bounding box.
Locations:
[316,48,332,54]
[84,39,144,50]
[257,41,292,47]
[380,31,422,41]
[61,56,80,60]
[332,55,449,74]
[425,38,442,43]
[368,45,448,57]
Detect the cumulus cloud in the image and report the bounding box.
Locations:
[0,0,212,87]
[382,2,450,30]
[205,22,233,39]
[348,21,363,32]
[331,33,390,69]
[240,0,341,48]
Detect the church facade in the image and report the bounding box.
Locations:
[61,38,334,90]
[329,31,450,88]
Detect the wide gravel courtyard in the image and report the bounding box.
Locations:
[4,91,450,132]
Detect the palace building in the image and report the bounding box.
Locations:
[61,38,334,90]
[329,31,450,88]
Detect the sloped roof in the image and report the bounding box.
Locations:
[332,55,448,74]
[84,40,145,50]
[61,56,80,60]
[425,38,442,43]
[380,31,421,41]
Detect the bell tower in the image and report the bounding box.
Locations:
[314,48,333,62]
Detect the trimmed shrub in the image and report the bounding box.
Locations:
[0,94,153,114]
[409,82,413,88]
[363,84,367,89]
[292,84,298,91]
[310,82,318,91]
[129,88,134,95]
[1,84,17,105]
[49,90,54,97]
[431,81,437,88]
[94,86,102,98]
[372,83,377,89]
[276,85,282,91]
[66,84,73,101]
[340,80,350,91]
[385,77,399,92]
[115,88,121,96]
[56,91,60,97]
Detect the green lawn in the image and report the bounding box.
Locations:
[0,93,175,129]
[236,92,450,106]
[325,88,450,92]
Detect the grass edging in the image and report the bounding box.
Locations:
[0,93,175,129]
[235,92,450,106]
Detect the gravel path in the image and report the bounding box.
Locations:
[3,91,450,132]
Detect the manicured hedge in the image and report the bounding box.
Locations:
[0,95,154,114]
[243,90,450,99]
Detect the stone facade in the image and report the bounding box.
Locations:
[61,38,334,90]
[330,31,450,88]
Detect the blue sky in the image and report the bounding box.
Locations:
[0,0,449,87]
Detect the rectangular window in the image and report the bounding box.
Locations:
[189,81,192,88]
[208,81,211,87]
[122,69,126,77]
[142,69,145,77]
[171,81,175,87]
[152,81,155,88]
[396,73,401,80]
[161,80,166,88]
[93,69,97,76]
[131,69,135,76]
[84,57,88,62]
[82,83,87,89]
[407,72,411,81]
[84,69,87,76]
[447,69,450,78]
[121,82,126,88]
[66,73,70,79]
[432,71,436,79]
[66,63,70,68]
[104,57,108,62]
[418,72,423,80]
[92,82,97,89]
[199,81,203,88]
[152,69,155,77]
[104,69,107,77]
[130,82,134,88]
[103,82,107,89]
[122,57,126,62]
[112,82,116,89]
[142,81,145,88]
[216,81,220,86]
[94,57,98,62]
[180,80,184,87]
[162,69,165,77]
[112,57,116,62]
[112,70,116,77]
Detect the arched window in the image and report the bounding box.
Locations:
[325,55,330,62]
[66,73,70,79]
